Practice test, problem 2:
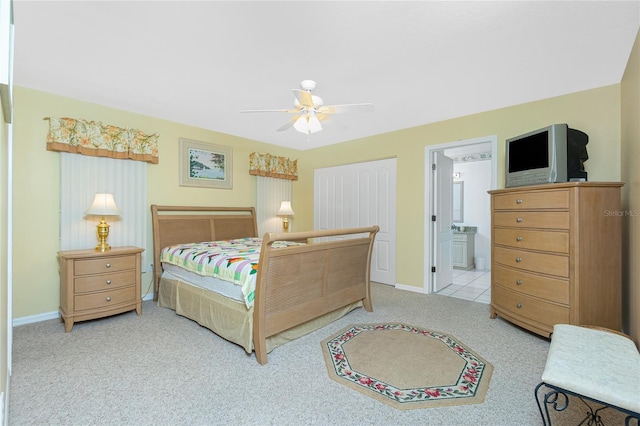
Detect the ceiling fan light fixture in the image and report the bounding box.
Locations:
[242,79,373,138]
[308,113,322,133]
[293,115,308,134]
[293,112,322,135]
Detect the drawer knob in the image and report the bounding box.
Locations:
[516,199,523,204]
[106,296,112,302]
[516,279,523,285]
[516,217,523,223]
[516,303,523,309]
[106,280,112,285]
[105,263,111,269]
[516,236,523,241]
[516,257,522,263]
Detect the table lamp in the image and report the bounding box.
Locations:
[85,193,121,251]
[277,201,295,232]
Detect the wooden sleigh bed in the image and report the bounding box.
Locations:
[151,205,379,364]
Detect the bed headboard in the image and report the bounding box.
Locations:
[150,205,258,300]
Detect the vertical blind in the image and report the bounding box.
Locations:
[59,153,147,266]
[256,176,292,236]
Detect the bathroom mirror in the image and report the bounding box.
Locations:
[453,181,463,223]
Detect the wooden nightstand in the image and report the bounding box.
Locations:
[58,246,144,332]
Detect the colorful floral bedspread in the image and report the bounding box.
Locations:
[160,238,304,309]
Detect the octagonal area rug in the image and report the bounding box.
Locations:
[321,323,494,410]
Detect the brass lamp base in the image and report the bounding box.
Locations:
[95,218,111,252]
[282,217,290,233]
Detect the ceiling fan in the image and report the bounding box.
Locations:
[241,80,374,136]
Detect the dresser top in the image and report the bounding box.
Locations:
[489,181,624,195]
[58,246,144,259]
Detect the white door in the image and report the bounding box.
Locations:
[433,151,454,292]
[314,158,397,285]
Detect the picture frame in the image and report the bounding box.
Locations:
[179,138,233,189]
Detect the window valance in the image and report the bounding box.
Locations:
[44,117,159,164]
[249,152,298,181]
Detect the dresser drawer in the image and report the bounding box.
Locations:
[493,189,569,210]
[74,255,136,276]
[493,285,569,327]
[74,287,136,311]
[75,270,137,293]
[494,246,569,277]
[493,265,569,304]
[493,228,569,253]
[493,211,570,229]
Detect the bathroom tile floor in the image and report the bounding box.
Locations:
[435,268,491,304]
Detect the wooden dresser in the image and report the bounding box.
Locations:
[58,246,144,332]
[489,182,623,337]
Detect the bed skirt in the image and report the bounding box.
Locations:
[157,274,363,355]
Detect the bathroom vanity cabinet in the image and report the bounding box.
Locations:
[452,230,476,270]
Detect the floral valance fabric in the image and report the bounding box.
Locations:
[249,152,298,181]
[45,117,159,164]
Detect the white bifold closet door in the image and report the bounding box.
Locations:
[314,158,397,285]
[59,153,147,266]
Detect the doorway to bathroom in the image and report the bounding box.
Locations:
[424,135,497,301]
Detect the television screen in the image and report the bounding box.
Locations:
[508,131,549,173]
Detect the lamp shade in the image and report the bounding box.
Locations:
[84,193,122,216]
[293,111,323,135]
[277,201,295,216]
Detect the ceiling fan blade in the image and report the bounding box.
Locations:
[319,103,375,114]
[317,114,348,132]
[276,116,298,132]
[292,89,314,109]
[240,108,298,113]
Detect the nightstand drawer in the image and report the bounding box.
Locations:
[75,270,136,293]
[75,287,136,311]
[74,255,136,276]
[492,211,570,229]
[494,246,569,277]
[493,265,569,304]
[58,246,144,332]
[493,189,569,210]
[493,228,569,253]
[493,285,569,327]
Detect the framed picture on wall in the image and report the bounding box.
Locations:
[179,138,233,189]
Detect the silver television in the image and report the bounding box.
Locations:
[505,124,588,188]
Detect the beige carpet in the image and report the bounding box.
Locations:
[321,323,493,410]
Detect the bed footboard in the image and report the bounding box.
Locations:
[253,226,379,365]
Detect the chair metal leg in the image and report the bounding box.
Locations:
[535,382,640,426]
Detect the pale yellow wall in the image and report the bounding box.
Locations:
[11,84,625,323]
[11,86,300,318]
[296,85,623,291]
[621,29,640,343]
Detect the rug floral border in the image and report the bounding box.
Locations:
[322,323,493,408]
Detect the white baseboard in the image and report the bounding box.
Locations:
[13,293,155,327]
[12,311,58,327]
[394,282,428,294]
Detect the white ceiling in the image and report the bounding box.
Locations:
[11,1,640,150]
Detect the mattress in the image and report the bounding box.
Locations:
[161,263,244,303]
